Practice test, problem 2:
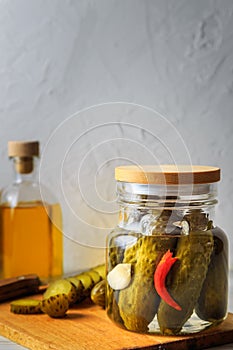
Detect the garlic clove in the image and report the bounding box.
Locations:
[107,263,131,290]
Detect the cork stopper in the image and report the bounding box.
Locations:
[115,165,220,185]
[8,141,39,174]
[8,141,39,158]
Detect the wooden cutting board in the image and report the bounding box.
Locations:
[0,298,233,350]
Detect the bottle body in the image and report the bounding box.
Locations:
[0,142,63,281]
[106,181,228,335]
[0,200,63,280]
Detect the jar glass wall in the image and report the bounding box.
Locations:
[106,165,228,335]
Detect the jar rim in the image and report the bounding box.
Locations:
[115,165,220,185]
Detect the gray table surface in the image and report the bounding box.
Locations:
[0,271,233,350]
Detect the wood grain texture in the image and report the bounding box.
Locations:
[115,165,220,184]
[0,298,233,350]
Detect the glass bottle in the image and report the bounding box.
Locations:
[0,141,63,281]
[106,165,228,335]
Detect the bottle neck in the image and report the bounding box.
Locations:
[117,181,217,233]
[11,157,38,183]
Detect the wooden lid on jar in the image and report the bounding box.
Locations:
[8,141,39,158]
[115,165,220,185]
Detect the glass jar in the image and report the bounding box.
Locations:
[106,165,228,335]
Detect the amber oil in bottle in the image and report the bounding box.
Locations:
[0,141,63,281]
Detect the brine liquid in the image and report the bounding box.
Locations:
[0,202,63,280]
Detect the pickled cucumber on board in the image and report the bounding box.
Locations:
[73,273,94,297]
[41,293,69,318]
[10,299,42,314]
[92,264,106,280]
[157,230,214,335]
[66,277,85,303]
[85,270,101,285]
[71,264,105,300]
[9,263,106,317]
[196,227,228,322]
[118,235,176,332]
[43,279,78,305]
[91,280,106,308]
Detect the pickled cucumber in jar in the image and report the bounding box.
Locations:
[117,235,177,332]
[195,226,228,322]
[106,233,176,332]
[157,229,214,335]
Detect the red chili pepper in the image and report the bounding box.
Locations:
[154,249,182,311]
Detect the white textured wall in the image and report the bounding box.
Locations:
[0,0,233,271]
